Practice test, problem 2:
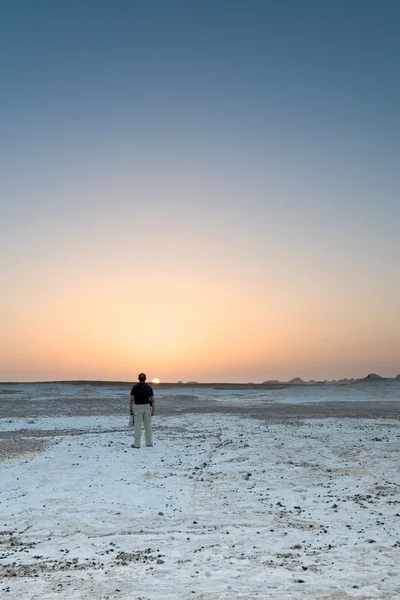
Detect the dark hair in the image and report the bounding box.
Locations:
[138,373,146,382]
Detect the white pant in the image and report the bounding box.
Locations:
[133,404,152,447]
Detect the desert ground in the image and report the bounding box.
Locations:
[0,383,399,599]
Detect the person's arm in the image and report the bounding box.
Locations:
[150,395,155,416]
[130,395,135,414]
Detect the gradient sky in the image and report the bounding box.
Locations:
[1,0,399,382]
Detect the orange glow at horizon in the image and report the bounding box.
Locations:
[1,258,399,382]
[1,234,399,382]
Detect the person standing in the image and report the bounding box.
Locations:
[130,373,155,448]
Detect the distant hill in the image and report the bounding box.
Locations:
[288,377,305,385]
[360,373,385,381]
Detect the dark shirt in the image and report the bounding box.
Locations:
[131,382,154,405]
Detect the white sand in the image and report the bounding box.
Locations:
[1,413,400,599]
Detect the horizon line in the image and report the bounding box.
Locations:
[1,373,399,386]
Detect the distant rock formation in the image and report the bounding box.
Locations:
[395,374,400,380]
[262,380,280,384]
[288,377,305,385]
[361,373,384,381]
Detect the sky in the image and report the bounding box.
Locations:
[1,0,399,383]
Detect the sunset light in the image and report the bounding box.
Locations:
[1,5,399,598]
[0,2,399,384]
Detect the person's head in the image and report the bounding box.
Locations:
[138,373,146,382]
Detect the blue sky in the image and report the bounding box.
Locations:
[1,1,399,381]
